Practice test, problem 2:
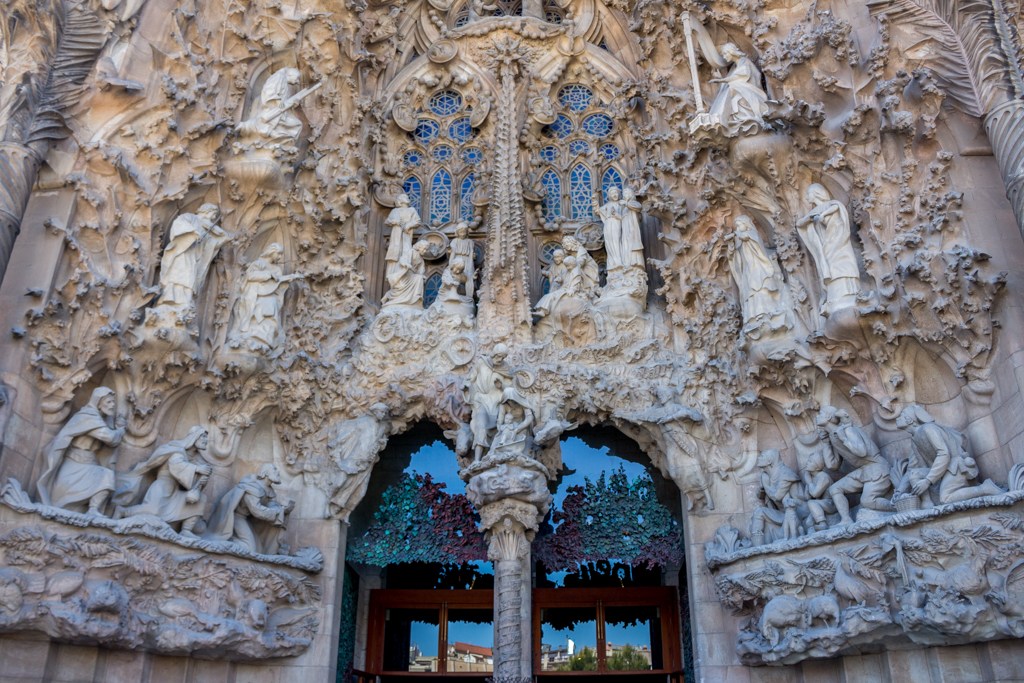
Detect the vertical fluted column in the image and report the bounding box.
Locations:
[486,512,534,682]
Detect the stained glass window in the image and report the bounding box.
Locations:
[541,277,551,295]
[581,113,614,137]
[543,114,574,139]
[424,272,443,307]
[539,146,559,163]
[403,151,422,167]
[429,90,463,117]
[462,147,483,165]
[602,166,623,201]
[540,240,563,263]
[414,119,440,144]
[432,145,454,162]
[403,176,422,214]
[545,9,563,24]
[430,169,453,225]
[570,164,593,221]
[599,143,620,161]
[558,84,593,113]
[448,117,473,143]
[541,169,561,220]
[569,140,591,157]
[460,173,476,222]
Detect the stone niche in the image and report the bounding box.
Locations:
[0,503,322,660]
[707,491,1024,666]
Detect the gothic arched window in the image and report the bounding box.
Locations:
[532,84,622,226]
[399,89,481,228]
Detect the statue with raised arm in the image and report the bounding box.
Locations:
[896,404,1004,505]
[327,403,391,522]
[153,204,229,316]
[384,194,421,285]
[36,387,125,516]
[796,183,861,315]
[115,426,212,537]
[204,464,295,554]
[229,243,305,353]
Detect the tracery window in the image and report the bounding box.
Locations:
[533,84,624,228]
[400,89,480,227]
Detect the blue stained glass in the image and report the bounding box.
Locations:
[559,84,594,113]
[414,119,440,144]
[541,169,561,220]
[540,240,563,262]
[454,11,470,27]
[599,143,620,161]
[429,90,463,117]
[448,117,473,143]
[460,173,476,222]
[543,114,574,139]
[541,277,551,295]
[462,147,483,165]
[432,145,454,162]
[569,140,591,157]
[424,272,443,308]
[430,169,453,225]
[403,150,422,167]
[602,166,624,201]
[581,113,614,137]
[539,146,559,163]
[570,164,593,220]
[403,176,422,214]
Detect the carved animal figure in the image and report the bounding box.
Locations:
[760,594,805,647]
[805,594,841,628]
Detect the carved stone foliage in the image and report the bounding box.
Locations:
[0,510,321,659]
[709,492,1024,666]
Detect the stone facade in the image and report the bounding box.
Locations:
[1,0,1024,681]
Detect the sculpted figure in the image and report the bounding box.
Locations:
[467,344,513,461]
[750,449,806,545]
[448,222,476,299]
[237,68,320,151]
[230,243,304,352]
[328,403,391,522]
[115,426,212,536]
[817,407,894,524]
[561,235,600,299]
[381,241,429,309]
[36,387,125,516]
[728,216,788,333]
[796,184,860,315]
[154,204,229,314]
[896,404,1004,504]
[597,187,625,270]
[534,248,568,319]
[204,464,294,554]
[705,43,770,137]
[384,194,421,285]
[660,418,715,512]
[798,431,840,532]
[619,187,645,270]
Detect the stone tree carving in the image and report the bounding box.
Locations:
[36,387,125,516]
[0,0,106,284]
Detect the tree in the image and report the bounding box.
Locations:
[557,646,598,671]
[607,644,652,671]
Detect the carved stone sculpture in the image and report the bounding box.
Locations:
[467,344,513,461]
[895,404,1004,505]
[384,193,421,286]
[327,403,391,522]
[433,260,473,317]
[449,222,476,299]
[36,387,125,516]
[150,204,229,324]
[114,426,212,536]
[750,449,806,545]
[817,407,894,524]
[204,464,294,554]
[598,186,645,274]
[691,43,770,138]
[236,68,319,153]
[229,243,305,353]
[728,216,789,336]
[380,240,429,310]
[795,184,860,316]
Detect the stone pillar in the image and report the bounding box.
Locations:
[479,500,538,683]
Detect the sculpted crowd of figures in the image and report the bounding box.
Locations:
[29,387,296,557]
[740,403,1016,548]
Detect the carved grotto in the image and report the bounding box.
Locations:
[1,0,1024,681]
